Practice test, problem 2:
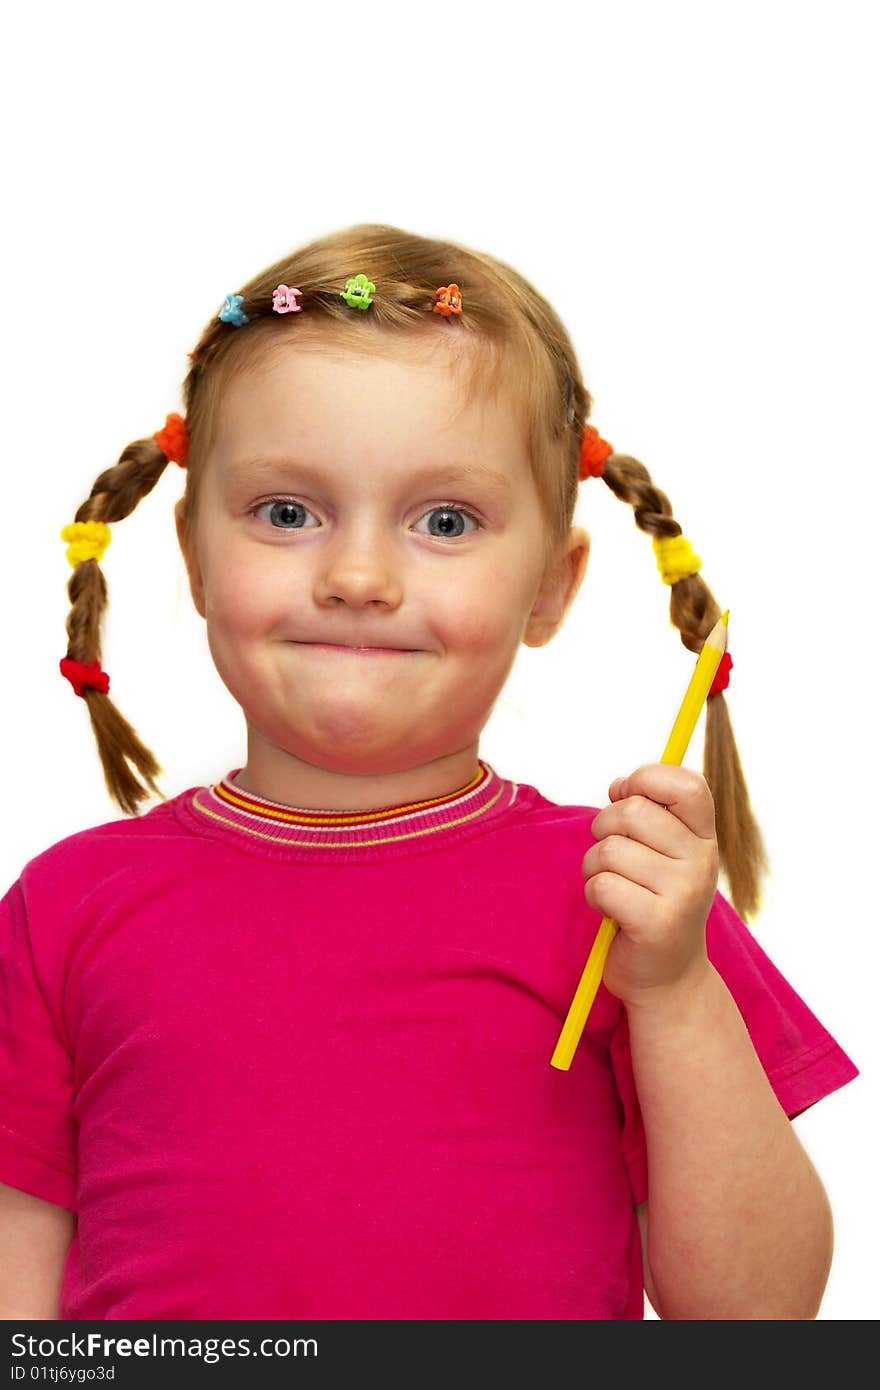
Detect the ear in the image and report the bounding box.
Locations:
[174,496,206,620]
[522,527,590,648]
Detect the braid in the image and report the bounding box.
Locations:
[600,451,770,923]
[62,438,172,815]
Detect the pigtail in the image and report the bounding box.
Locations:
[600,452,770,923]
[61,437,172,815]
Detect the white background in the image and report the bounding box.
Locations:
[2,1,876,1319]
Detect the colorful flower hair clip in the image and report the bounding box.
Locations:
[340,273,375,310]
[219,293,249,327]
[432,284,463,317]
[272,284,303,314]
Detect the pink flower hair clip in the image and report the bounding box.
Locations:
[272,285,303,314]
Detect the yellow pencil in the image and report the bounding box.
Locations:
[550,610,730,1071]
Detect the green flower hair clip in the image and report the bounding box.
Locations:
[340,273,376,310]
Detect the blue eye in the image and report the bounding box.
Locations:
[415,505,481,539]
[252,499,313,530]
[250,499,482,539]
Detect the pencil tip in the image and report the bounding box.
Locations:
[705,611,729,654]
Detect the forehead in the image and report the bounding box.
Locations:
[212,333,529,478]
[220,332,479,418]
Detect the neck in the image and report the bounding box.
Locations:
[233,732,483,812]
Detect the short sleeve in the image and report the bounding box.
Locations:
[609,888,860,1208]
[0,879,77,1209]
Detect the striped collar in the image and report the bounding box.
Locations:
[182,759,520,860]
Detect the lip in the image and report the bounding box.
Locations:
[298,642,417,655]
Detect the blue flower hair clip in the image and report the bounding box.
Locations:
[219,293,249,327]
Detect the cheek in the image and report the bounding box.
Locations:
[203,545,293,630]
[452,610,503,651]
[433,578,518,653]
[205,574,265,631]
[444,553,536,644]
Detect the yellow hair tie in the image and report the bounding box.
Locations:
[652,533,702,585]
[60,520,112,568]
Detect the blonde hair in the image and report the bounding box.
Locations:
[61,221,769,920]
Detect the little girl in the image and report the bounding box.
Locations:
[0,223,858,1321]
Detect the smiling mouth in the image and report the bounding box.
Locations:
[299,643,417,654]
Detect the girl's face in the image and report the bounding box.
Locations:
[175,336,589,797]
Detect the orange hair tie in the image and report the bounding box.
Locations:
[154,412,189,468]
[579,424,613,480]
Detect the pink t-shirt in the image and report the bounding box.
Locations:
[0,759,859,1320]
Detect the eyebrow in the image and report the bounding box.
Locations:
[225,456,513,493]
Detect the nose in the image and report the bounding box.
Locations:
[313,525,405,610]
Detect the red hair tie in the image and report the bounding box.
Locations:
[579,424,613,480]
[59,657,110,698]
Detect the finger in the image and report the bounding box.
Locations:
[584,870,658,933]
[591,793,693,860]
[609,764,716,841]
[585,835,668,896]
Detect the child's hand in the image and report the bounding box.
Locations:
[582,764,719,1007]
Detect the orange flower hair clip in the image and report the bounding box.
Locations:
[432,284,463,317]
